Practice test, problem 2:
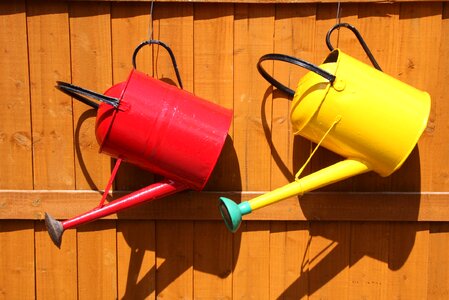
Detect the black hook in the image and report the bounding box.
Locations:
[326,23,382,71]
[132,39,184,89]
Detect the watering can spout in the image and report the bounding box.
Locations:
[44,179,188,247]
[45,213,63,248]
[219,159,370,232]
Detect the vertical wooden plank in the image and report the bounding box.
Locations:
[192,6,234,295]
[153,3,194,92]
[357,3,400,76]
[111,2,154,191]
[69,4,117,299]
[0,1,33,189]
[272,4,316,188]
[429,2,449,192]
[269,221,309,300]
[394,2,442,192]
[35,223,77,300]
[427,223,449,299]
[69,1,112,190]
[27,1,74,190]
[193,3,235,190]
[27,2,78,297]
[232,5,274,298]
[156,221,193,299]
[233,4,274,192]
[193,221,233,299]
[387,222,429,299]
[0,3,34,298]
[348,222,389,299]
[193,4,233,111]
[0,221,35,299]
[117,221,156,300]
[308,221,350,299]
[111,2,152,81]
[233,222,270,299]
[77,221,117,299]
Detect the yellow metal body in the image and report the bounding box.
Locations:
[248,49,431,211]
[291,49,431,177]
[219,49,431,233]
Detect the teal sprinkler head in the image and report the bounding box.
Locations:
[218,197,252,232]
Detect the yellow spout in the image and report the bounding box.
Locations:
[219,159,370,232]
[250,159,370,210]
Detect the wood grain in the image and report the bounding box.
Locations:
[193,221,233,299]
[3,190,449,221]
[156,221,194,299]
[117,220,156,300]
[27,1,74,190]
[77,221,117,299]
[232,221,271,299]
[386,222,430,299]
[233,4,275,191]
[35,222,77,300]
[0,221,35,299]
[194,3,235,191]
[269,222,310,299]
[0,1,33,190]
[427,222,449,299]
[1,2,449,300]
[69,1,112,190]
[348,222,389,299]
[308,221,351,299]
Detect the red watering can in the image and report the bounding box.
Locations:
[45,40,232,247]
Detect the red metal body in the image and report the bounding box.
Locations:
[96,70,232,191]
[56,69,232,232]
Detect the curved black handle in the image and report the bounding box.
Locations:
[326,23,382,71]
[132,39,184,89]
[56,81,120,109]
[257,53,336,98]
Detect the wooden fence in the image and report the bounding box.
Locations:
[1,0,449,298]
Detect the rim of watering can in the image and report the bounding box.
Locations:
[289,50,340,134]
[97,78,130,155]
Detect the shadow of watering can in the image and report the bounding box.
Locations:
[45,40,232,247]
[219,23,431,232]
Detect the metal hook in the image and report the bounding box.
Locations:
[326,23,382,71]
[132,39,184,89]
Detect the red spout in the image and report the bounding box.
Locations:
[45,179,188,247]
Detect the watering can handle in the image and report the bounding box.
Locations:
[257,53,336,98]
[132,39,184,89]
[326,23,382,71]
[55,81,120,109]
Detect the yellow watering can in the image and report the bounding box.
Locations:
[219,23,431,232]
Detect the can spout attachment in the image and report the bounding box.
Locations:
[219,159,371,232]
[45,213,64,248]
[219,198,252,232]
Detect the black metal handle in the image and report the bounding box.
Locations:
[326,23,382,71]
[56,81,120,109]
[132,39,184,89]
[257,53,336,98]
